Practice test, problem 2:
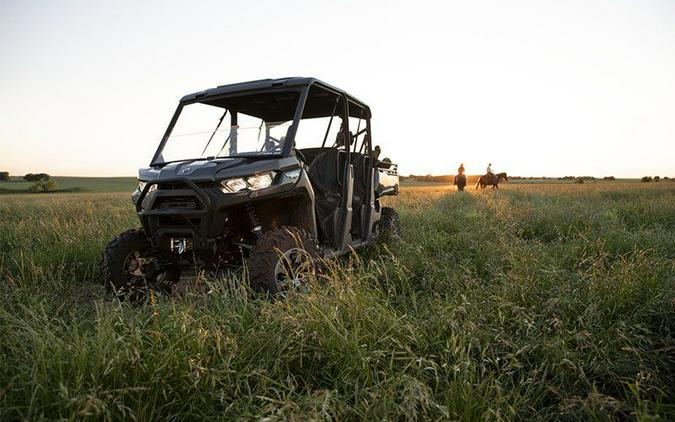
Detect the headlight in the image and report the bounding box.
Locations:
[220,172,276,193]
[247,173,274,190]
[221,178,248,193]
[132,180,156,204]
[137,181,157,193]
[282,168,301,183]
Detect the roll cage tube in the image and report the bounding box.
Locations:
[281,87,309,156]
[320,98,340,149]
[340,97,351,186]
[150,104,183,166]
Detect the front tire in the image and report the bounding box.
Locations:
[248,226,321,296]
[100,228,179,299]
[377,207,401,241]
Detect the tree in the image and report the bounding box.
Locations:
[45,181,58,191]
[0,171,9,182]
[27,184,43,193]
[23,173,50,182]
[641,176,652,183]
[653,176,660,182]
[27,179,58,193]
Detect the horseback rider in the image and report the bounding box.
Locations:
[455,163,467,191]
[486,163,494,184]
[476,163,506,189]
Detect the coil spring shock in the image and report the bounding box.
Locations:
[246,204,263,240]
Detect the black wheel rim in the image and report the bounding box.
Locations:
[118,250,158,297]
[274,247,314,291]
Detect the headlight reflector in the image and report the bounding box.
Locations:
[246,173,274,190]
[220,172,276,193]
[137,181,157,193]
[132,181,156,204]
[221,178,248,193]
[282,168,301,183]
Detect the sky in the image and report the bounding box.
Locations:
[1,0,674,178]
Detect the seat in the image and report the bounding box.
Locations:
[308,148,341,242]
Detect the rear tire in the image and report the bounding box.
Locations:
[377,207,401,241]
[100,228,179,300]
[248,226,321,296]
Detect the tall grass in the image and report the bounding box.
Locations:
[1,184,673,420]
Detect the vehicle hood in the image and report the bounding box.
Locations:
[138,157,299,182]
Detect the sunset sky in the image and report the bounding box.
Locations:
[1,0,674,178]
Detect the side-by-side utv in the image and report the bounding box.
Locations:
[101,77,399,296]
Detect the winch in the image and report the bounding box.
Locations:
[170,237,193,254]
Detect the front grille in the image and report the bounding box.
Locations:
[158,216,202,227]
[154,196,200,210]
[158,181,215,190]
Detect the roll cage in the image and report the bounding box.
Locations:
[150,78,373,166]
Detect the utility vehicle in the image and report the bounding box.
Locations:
[101,77,399,296]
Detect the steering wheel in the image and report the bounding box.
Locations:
[261,136,284,152]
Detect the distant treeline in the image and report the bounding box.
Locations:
[402,174,673,183]
[400,174,597,183]
[0,172,60,193]
[641,176,671,183]
[402,174,481,184]
[402,175,456,183]
[534,176,597,181]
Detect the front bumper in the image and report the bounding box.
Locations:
[135,176,300,253]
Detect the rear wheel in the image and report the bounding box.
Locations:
[376,207,401,241]
[100,228,179,300]
[248,226,321,296]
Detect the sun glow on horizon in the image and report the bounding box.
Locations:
[1,0,674,179]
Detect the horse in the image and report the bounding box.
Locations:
[454,174,467,191]
[475,172,508,189]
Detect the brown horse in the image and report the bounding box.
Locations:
[475,172,508,189]
[454,174,467,191]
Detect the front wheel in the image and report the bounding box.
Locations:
[100,228,179,300]
[248,226,321,296]
[376,207,401,241]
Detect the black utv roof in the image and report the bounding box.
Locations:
[180,77,371,120]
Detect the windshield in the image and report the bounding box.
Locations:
[154,91,300,164]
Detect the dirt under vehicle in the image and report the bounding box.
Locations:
[101,77,400,296]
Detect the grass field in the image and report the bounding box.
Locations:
[0,177,137,194]
[1,182,673,420]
